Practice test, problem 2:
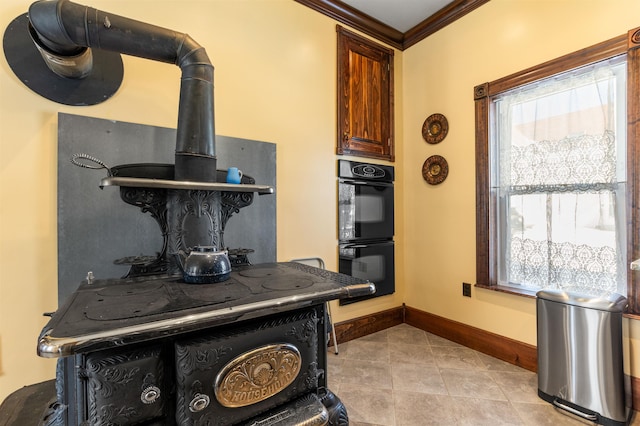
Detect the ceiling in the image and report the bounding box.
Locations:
[341,0,455,33]
[294,0,489,50]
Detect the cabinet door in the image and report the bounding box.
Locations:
[337,26,394,162]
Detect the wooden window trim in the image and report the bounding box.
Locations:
[474,27,640,313]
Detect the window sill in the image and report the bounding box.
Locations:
[476,284,640,317]
[474,283,538,299]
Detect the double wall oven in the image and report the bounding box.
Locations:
[338,160,395,305]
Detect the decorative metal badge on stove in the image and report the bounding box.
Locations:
[214,343,302,408]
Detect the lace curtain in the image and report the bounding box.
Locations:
[493,59,627,295]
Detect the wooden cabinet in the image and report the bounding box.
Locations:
[337,26,394,162]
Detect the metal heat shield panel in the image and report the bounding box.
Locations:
[57,113,276,306]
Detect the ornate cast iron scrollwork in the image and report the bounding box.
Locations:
[42,360,67,426]
[114,173,257,278]
[117,186,170,277]
[175,343,231,425]
[81,347,165,425]
[220,174,255,248]
[175,344,232,377]
[319,389,349,426]
[169,189,221,252]
[287,317,320,348]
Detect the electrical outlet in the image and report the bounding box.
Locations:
[462,282,472,297]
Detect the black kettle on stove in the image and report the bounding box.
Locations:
[175,246,232,284]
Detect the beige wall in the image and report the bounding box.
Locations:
[1,0,640,403]
[401,0,640,373]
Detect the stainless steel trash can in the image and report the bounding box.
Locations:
[537,289,630,426]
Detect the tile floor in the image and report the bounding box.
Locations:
[326,323,637,426]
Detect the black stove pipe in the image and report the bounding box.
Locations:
[28,0,217,182]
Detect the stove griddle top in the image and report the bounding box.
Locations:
[38,262,374,358]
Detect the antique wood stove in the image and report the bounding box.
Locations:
[32,170,373,425]
[37,261,372,425]
[1,1,375,424]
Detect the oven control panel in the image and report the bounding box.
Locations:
[338,159,394,183]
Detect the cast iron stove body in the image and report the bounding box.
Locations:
[38,262,372,425]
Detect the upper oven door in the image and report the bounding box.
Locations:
[338,178,394,242]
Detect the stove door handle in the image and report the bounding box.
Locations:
[189,393,211,412]
[141,386,161,404]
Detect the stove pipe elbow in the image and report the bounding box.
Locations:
[28,0,217,181]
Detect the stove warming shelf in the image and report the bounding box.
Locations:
[100,176,274,194]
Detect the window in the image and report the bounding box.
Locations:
[495,59,627,295]
[336,26,395,162]
[475,29,640,312]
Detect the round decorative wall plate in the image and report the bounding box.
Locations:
[422,155,449,185]
[422,113,449,144]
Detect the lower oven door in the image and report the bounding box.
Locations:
[339,241,394,305]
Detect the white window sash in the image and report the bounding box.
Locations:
[491,58,627,295]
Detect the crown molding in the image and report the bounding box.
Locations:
[294,0,404,49]
[294,0,490,51]
[404,0,490,49]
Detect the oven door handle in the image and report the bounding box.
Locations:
[339,179,393,187]
[342,244,368,248]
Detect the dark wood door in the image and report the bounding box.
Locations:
[337,26,394,162]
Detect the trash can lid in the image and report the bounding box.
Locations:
[536,288,627,312]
